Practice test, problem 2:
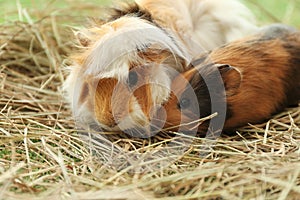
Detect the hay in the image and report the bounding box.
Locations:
[0,1,299,199]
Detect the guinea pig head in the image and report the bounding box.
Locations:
[162,63,242,134]
[65,16,191,138]
[77,49,188,138]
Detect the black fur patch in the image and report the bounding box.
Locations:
[106,2,154,23]
[187,60,233,121]
[259,24,297,41]
[183,63,233,123]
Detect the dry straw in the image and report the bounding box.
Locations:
[0,1,299,199]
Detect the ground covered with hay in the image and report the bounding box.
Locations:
[0,1,300,199]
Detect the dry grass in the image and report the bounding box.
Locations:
[0,1,300,199]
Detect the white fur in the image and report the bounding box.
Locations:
[137,0,258,55]
[149,65,173,105]
[85,17,190,79]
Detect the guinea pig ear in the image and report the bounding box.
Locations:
[78,81,90,104]
[74,31,92,47]
[78,76,98,105]
[216,64,242,96]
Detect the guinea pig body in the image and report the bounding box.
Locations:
[163,24,300,133]
[64,0,257,135]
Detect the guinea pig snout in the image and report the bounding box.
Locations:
[93,77,151,130]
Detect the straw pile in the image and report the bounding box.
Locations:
[0,1,299,199]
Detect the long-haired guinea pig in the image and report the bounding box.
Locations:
[64,0,257,136]
[162,24,300,133]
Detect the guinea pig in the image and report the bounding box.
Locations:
[162,24,300,133]
[64,0,257,137]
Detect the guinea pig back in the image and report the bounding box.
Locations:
[163,25,300,133]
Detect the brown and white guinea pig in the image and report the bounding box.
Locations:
[64,0,257,136]
[162,24,300,134]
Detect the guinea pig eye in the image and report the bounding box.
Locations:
[178,98,191,109]
[127,71,138,87]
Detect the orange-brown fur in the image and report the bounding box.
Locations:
[94,78,119,127]
[163,25,300,133]
[212,38,291,130]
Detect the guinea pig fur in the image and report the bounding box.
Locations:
[64,0,258,135]
[162,24,300,133]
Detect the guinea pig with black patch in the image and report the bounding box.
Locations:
[162,24,300,134]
